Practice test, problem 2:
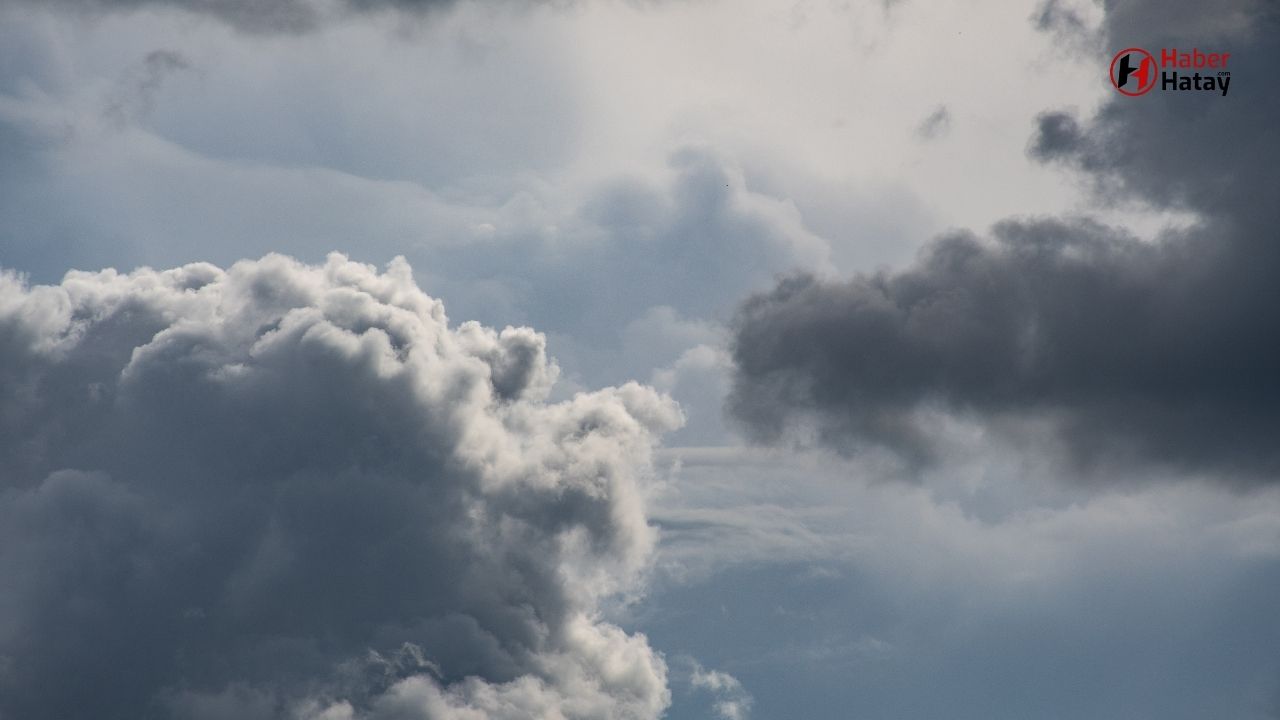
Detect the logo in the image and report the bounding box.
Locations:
[1110,48,1157,95]
[1109,47,1232,97]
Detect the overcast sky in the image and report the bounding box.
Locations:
[1,0,1278,718]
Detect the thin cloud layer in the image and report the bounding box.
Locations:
[727,2,1280,479]
[2,0,473,34]
[0,253,680,719]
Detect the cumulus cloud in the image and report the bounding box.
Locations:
[0,253,681,719]
[727,1,1280,480]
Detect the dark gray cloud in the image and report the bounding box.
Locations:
[1102,0,1265,47]
[727,2,1280,479]
[0,254,680,719]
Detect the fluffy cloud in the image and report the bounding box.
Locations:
[0,253,681,719]
[727,2,1280,480]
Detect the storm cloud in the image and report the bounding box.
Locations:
[0,253,680,719]
[727,2,1280,479]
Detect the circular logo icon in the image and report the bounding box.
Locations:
[1110,48,1157,96]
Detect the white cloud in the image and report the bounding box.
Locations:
[688,661,753,720]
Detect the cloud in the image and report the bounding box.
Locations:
[914,105,950,141]
[103,49,192,126]
[415,147,831,344]
[0,253,681,718]
[0,0,1109,458]
[640,446,1280,720]
[1030,0,1103,49]
[689,663,752,720]
[726,2,1280,480]
[3,0,473,34]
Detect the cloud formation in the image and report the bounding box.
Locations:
[688,664,752,720]
[727,1,1280,479]
[0,253,681,719]
[3,0,471,34]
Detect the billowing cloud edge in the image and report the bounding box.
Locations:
[0,252,682,719]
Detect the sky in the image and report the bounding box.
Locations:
[1,0,1278,718]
